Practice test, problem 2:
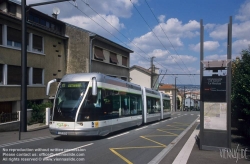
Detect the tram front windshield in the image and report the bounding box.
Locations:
[53,82,89,121]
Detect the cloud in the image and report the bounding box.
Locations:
[232,39,250,53]
[28,0,139,19]
[160,55,197,65]
[129,18,200,52]
[209,24,228,40]
[204,54,227,60]
[233,21,250,40]
[235,0,250,21]
[61,14,124,37]
[158,15,165,23]
[189,41,220,52]
[204,23,216,31]
[148,49,170,58]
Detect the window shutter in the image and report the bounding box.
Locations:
[110,52,118,64]
[7,27,21,43]
[122,56,127,66]
[33,68,43,84]
[94,47,105,60]
[33,34,43,50]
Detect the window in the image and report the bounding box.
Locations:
[7,2,16,15]
[122,56,127,66]
[0,64,3,84]
[28,14,34,21]
[40,19,46,26]
[46,21,50,28]
[7,65,29,85]
[110,52,118,64]
[163,100,171,112]
[8,65,21,85]
[0,25,2,45]
[7,27,21,48]
[94,47,105,60]
[146,96,160,114]
[33,34,43,52]
[51,24,55,30]
[34,16,39,23]
[33,68,43,84]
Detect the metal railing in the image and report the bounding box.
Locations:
[0,112,19,123]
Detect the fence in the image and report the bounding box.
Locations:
[0,112,19,123]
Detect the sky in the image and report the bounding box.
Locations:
[24,0,250,85]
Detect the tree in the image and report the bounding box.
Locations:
[231,49,250,121]
[231,49,250,138]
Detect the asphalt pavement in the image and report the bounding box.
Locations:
[0,111,249,164]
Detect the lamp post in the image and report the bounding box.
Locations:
[175,77,177,112]
[20,0,75,138]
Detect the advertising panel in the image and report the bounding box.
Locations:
[204,102,227,130]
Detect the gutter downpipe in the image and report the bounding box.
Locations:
[89,34,96,73]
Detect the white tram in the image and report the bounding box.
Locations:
[46,73,171,136]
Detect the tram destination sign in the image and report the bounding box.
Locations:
[202,76,226,102]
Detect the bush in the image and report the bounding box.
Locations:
[28,101,52,125]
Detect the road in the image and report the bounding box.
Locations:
[0,111,199,164]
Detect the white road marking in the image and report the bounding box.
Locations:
[151,123,159,126]
[135,126,148,131]
[107,132,129,139]
[172,128,199,164]
[43,143,93,160]
[0,136,55,148]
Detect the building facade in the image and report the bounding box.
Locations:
[129,65,159,89]
[65,23,132,80]
[158,84,179,112]
[0,0,67,113]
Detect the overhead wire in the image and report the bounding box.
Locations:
[144,0,196,85]
[67,1,149,63]
[68,1,185,85]
[129,0,192,85]
[78,0,181,84]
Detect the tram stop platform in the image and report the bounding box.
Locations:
[158,121,250,164]
[0,120,249,164]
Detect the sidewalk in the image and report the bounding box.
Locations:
[159,122,250,164]
[0,124,51,146]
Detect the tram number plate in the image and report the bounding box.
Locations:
[58,131,68,135]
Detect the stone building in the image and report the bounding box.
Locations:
[65,24,132,81]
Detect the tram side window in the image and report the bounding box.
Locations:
[120,95,130,116]
[112,95,120,117]
[163,100,171,112]
[101,89,143,118]
[129,95,142,115]
[147,97,160,114]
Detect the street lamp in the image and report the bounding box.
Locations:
[175,77,177,112]
[20,0,76,137]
